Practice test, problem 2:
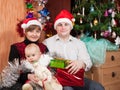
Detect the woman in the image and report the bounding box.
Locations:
[8,18,48,90]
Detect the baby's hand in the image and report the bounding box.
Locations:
[38,80,43,86]
[28,74,39,83]
[38,78,48,87]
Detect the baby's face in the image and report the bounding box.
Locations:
[25,49,41,63]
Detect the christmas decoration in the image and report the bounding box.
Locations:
[72,0,120,43]
[25,0,50,24]
[50,58,70,69]
[49,58,85,86]
[0,59,20,88]
[17,0,51,37]
[115,36,120,45]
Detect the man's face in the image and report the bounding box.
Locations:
[56,22,72,37]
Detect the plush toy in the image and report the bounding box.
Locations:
[22,60,62,90]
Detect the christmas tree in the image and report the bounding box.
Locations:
[72,0,120,44]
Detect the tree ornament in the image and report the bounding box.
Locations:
[111,31,116,38]
[111,0,115,3]
[100,31,104,37]
[102,31,111,37]
[93,18,98,26]
[77,12,81,15]
[38,16,46,24]
[111,18,116,27]
[82,7,85,16]
[94,31,97,39]
[26,12,34,18]
[34,0,48,6]
[26,3,33,9]
[38,1,42,6]
[108,25,112,32]
[42,0,48,4]
[46,16,50,20]
[72,18,75,26]
[90,5,94,12]
[79,18,83,24]
[115,36,120,45]
[38,8,50,17]
[108,8,113,14]
[104,10,108,17]
[75,4,78,9]
[111,10,116,18]
[90,22,93,27]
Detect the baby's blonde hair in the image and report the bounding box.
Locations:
[25,43,41,54]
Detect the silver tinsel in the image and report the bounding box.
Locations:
[0,59,20,88]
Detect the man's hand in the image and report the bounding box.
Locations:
[65,60,86,74]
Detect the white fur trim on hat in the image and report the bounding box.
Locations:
[21,20,42,30]
[54,18,73,30]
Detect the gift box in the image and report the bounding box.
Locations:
[50,58,85,86]
[49,58,70,69]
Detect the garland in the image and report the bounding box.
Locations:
[25,0,50,24]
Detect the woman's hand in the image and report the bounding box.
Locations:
[28,73,39,84]
[65,60,86,74]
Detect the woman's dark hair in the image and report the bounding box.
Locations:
[25,25,41,32]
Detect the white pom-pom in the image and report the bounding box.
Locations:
[21,23,27,29]
[72,18,75,22]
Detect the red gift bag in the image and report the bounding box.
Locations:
[55,68,84,86]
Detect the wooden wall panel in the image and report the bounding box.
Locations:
[0,0,25,72]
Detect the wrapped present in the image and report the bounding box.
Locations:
[49,58,70,69]
[50,58,85,86]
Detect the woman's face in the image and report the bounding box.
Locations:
[25,26,41,42]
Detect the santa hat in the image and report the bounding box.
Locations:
[54,9,75,30]
[21,18,42,30]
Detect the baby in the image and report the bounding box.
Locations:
[22,43,62,90]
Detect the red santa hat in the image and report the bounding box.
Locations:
[54,9,75,30]
[21,18,42,30]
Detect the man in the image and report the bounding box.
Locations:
[43,9,104,90]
